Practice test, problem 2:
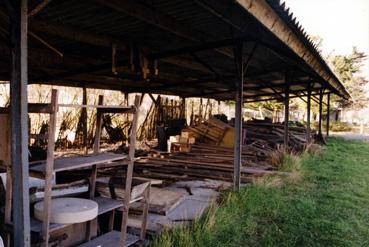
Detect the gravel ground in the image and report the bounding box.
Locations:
[330,132,369,141]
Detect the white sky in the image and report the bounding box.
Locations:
[284,0,369,80]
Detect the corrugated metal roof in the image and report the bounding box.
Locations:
[0,0,350,101]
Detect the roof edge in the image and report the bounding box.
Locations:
[234,0,351,99]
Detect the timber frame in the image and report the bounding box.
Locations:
[0,0,349,245]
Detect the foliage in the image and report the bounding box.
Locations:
[151,138,369,246]
[268,145,301,172]
[247,100,283,112]
[329,47,368,109]
[329,122,353,132]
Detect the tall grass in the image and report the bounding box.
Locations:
[151,138,369,246]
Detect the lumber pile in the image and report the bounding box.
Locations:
[177,118,313,152]
[181,117,234,148]
[134,143,286,183]
[133,118,313,183]
[244,120,314,151]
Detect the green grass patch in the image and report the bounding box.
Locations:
[151,138,369,247]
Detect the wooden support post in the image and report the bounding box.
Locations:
[93,95,104,154]
[140,184,150,241]
[326,93,330,137]
[318,89,323,137]
[120,95,140,246]
[28,0,52,17]
[233,42,243,191]
[42,89,59,246]
[86,163,98,241]
[181,97,186,119]
[108,210,115,231]
[306,83,312,143]
[232,42,256,190]
[199,98,203,118]
[82,86,88,154]
[88,95,103,240]
[112,43,117,74]
[284,74,290,149]
[124,93,129,146]
[9,1,31,245]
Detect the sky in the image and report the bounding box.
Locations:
[284,0,369,81]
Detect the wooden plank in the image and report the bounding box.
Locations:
[82,87,88,154]
[78,231,139,247]
[233,42,243,190]
[140,184,150,241]
[30,20,128,49]
[9,1,31,244]
[96,0,211,44]
[166,196,211,221]
[130,187,185,215]
[93,95,104,154]
[120,95,140,246]
[28,0,52,17]
[284,74,290,148]
[0,103,53,114]
[92,197,123,215]
[29,153,128,174]
[326,93,330,136]
[30,217,67,233]
[58,104,135,113]
[42,89,59,246]
[0,115,9,166]
[9,0,31,243]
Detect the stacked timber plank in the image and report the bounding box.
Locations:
[245,120,314,151]
[182,117,234,148]
[133,118,315,183]
[135,143,286,183]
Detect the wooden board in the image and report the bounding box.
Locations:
[78,231,139,247]
[30,153,128,174]
[130,187,185,215]
[0,115,9,164]
[219,128,235,148]
[92,197,123,215]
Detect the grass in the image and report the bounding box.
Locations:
[150,138,369,247]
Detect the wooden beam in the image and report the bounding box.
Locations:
[233,41,244,190]
[93,96,104,154]
[9,1,31,246]
[28,0,52,17]
[120,95,140,246]
[148,93,158,106]
[242,91,325,103]
[82,87,88,154]
[161,57,211,74]
[326,93,330,136]
[29,20,128,49]
[96,0,204,42]
[149,38,248,60]
[306,83,312,142]
[28,31,63,57]
[42,89,58,246]
[95,0,233,58]
[284,72,290,148]
[233,42,256,190]
[318,89,323,136]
